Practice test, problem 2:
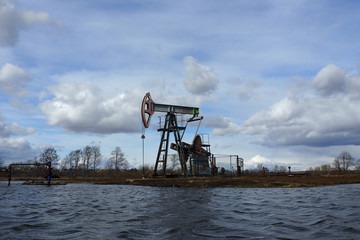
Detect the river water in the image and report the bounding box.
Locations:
[0,182,359,240]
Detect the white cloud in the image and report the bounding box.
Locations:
[183,56,219,95]
[312,64,346,96]
[247,154,273,166]
[40,82,142,134]
[0,0,53,46]
[245,154,294,170]
[210,64,360,148]
[0,63,30,97]
[236,64,360,147]
[0,137,29,149]
[0,121,36,137]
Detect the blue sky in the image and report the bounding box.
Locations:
[1,0,360,170]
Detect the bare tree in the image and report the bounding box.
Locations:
[72,149,82,170]
[109,147,128,171]
[82,145,92,170]
[321,164,331,173]
[63,149,82,177]
[333,158,341,171]
[279,166,287,172]
[0,157,4,167]
[39,147,59,167]
[256,163,263,172]
[91,145,102,171]
[59,156,69,171]
[63,149,82,170]
[169,154,179,174]
[355,159,360,172]
[333,151,353,172]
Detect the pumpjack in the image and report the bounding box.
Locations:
[141,92,211,177]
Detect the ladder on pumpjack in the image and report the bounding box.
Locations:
[156,113,185,175]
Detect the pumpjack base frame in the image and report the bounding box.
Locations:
[153,112,187,177]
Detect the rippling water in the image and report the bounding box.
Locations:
[0,182,359,239]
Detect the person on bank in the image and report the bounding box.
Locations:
[47,167,52,186]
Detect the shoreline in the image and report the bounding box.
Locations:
[120,175,360,188]
[2,175,360,188]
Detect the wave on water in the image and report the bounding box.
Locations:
[0,182,359,239]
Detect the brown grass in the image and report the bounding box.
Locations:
[2,174,360,188]
[91,174,360,188]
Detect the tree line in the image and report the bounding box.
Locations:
[2,149,360,178]
[246,151,360,176]
[59,146,128,172]
[332,151,360,172]
[1,145,130,178]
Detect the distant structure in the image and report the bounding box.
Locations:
[2,162,52,186]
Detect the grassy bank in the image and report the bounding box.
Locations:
[2,174,360,188]
[123,175,360,188]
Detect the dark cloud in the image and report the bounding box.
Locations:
[0,114,36,164]
[0,138,38,164]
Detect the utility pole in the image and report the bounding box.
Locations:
[141,133,145,178]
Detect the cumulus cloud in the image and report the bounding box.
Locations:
[0,63,30,97]
[241,96,360,147]
[247,155,272,167]
[212,64,360,147]
[312,64,360,99]
[40,82,141,134]
[183,56,219,95]
[245,154,292,170]
[0,0,54,46]
[312,64,346,96]
[0,120,36,137]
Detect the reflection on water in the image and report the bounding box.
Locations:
[1,182,360,239]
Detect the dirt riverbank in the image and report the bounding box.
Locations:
[120,175,360,188]
[81,174,360,188]
[3,174,360,188]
